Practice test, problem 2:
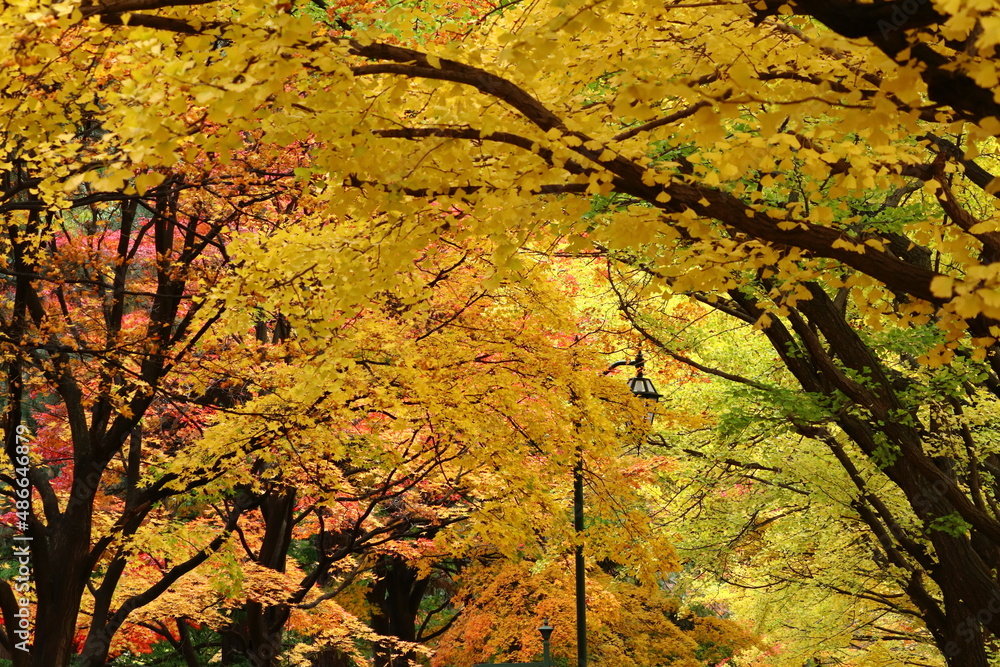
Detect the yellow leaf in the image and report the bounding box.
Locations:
[930,275,954,298]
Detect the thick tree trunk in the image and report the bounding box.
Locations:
[243,487,297,667]
[368,556,429,667]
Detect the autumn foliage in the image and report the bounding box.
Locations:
[5,0,1000,666]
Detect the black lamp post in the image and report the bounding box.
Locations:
[606,351,662,410]
[474,621,555,667]
[539,621,553,666]
[571,352,660,667]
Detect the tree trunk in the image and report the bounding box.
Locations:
[368,556,429,667]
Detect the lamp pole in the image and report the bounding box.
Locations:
[573,353,661,667]
[573,451,587,667]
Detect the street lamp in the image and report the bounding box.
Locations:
[627,368,662,404]
[606,351,662,420]
[473,621,555,667]
[570,353,660,667]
